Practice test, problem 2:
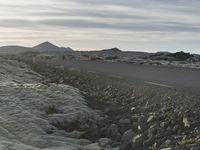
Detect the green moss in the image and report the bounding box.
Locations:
[180,138,200,145]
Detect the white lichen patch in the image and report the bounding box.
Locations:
[0,57,97,150]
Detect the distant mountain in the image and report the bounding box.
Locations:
[33,41,59,51]
[60,47,74,52]
[33,41,73,52]
[101,47,122,53]
[0,42,73,55]
[0,46,34,54]
[98,47,151,58]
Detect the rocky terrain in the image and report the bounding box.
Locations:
[0,47,200,149]
[21,57,200,150]
[0,56,104,150]
[71,50,200,69]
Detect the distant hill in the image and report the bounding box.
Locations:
[33,41,73,52]
[0,42,73,55]
[101,47,122,53]
[91,47,150,58]
[0,46,34,54]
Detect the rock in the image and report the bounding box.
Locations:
[160,148,172,150]
[147,115,154,123]
[172,125,179,133]
[66,130,85,138]
[138,115,148,130]
[119,119,132,132]
[98,138,112,147]
[83,143,102,150]
[119,119,131,124]
[106,124,119,140]
[130,107,136,113]
[166,126,173,136]
[143,127,156,147]
[131,115,139,122]
[132,134,142,143]
[148,126,157,135]
[121,129,134,144]
[190,145,200,150]
[104,145,112,150]
[138,125,142,131]
[160,121,169,129]
[0,57,99,150]
[132,123,139,132]
[143,135,155,148]
[164,139,171,147]
[111,147,120,150]
[132,134,144,147]
[120,129,134,150]
[183,117,190,128]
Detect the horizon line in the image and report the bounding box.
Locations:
[0,41,199,55]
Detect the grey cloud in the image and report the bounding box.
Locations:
[1,17,200,33]
[40,19,200,32]
[32,10,150,20]
[53,0,200,17]
[0,19,36,27]
[54,0,200,7]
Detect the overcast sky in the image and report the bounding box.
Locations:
[0,0,200,53]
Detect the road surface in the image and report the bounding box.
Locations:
[45,59,200,92]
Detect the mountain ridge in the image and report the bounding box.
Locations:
[33,41,73,52]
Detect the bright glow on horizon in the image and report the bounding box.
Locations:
[0,0,200,53]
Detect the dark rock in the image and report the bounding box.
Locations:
[164,139,172,147]
[119,119,131,124]
[160,121,169,129]
[172,125,179,133]
[138,115,148,130]
[120,129,134,150]
[106,124,120,140]
[143,135,155,148]
[148,126,157,135]
[111,147,120,150]
[118,118,132,133]
[143,127,156,147]
[132,134,144,148]
[104,145,112,150]
[131,115,139,122]
[165,126,173,136]
[132,123,139,132]
[98,138,112,147]
[190,145,200,150]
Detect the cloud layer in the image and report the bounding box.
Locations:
[0,0,200,53]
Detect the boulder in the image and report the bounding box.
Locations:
[120,129,134,150]
[98,138,112,147]
[83,143,102,150]
[106,124,120,140]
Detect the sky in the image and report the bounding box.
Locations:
[0,0,200,53]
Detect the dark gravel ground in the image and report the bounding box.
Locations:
[21,58,200,150]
